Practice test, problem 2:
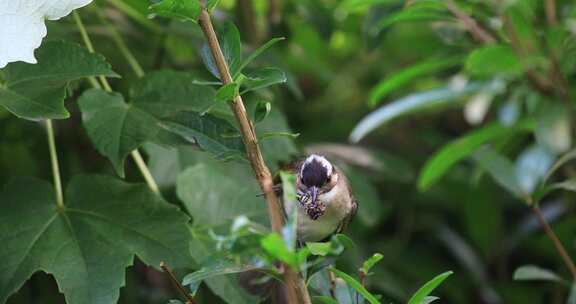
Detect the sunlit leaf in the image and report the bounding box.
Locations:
[407,271,453,304]
[418,121,533,191]
[350,81,503,143]
[368,57,462,107]
[515,145,555,195]
[513,265,563,282]
[360,253,384,275]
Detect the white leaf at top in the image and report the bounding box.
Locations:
[0,0,92,68]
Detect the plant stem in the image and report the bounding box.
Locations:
[73,11,112,92]
[106,0,162,34]
[531,206,576,280]
[45,120,65,209]
[545,0,558,26]
[445,0,495,44]
[73,10,160,194]
[197,8,311,304]
[130,150,160,193]
[97,9,145,78]
[160,261,196,304]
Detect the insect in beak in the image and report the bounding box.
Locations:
[308,186,319,206]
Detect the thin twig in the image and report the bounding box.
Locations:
[197,8,311,304]
[45,120,65,210]
[531,206,576,280]
[160,261,196,304]
[445,0,496,44]
[73,10,160,194]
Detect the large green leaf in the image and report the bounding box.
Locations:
[368,57,462,107]
[188,231,260,304]
[130,70,217,118]
[159,111,245,160]
[418,121,533,191]
[78,89,160,177]
[0,41,117,120]
[176,163,266,228]
[0,175,191,304]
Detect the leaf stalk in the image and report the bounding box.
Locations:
[45,120,65,209]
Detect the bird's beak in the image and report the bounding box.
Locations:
[308,186,319,206]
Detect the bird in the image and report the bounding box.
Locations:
[280,154,358,243]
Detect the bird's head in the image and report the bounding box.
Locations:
[297,154,338,219]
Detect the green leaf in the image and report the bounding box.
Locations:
[312,295,339,304]
[182,259,258,287]
[149,0,201,22]
[329,268,380,304]
[188,229,260,304]
[0,41,117,120]
[306,242,333,256]
[465,45,522,77]
[253,101,271,123]
[544,149,576,182]
[350,81,503,143]
[407,271,453,304]
[360,253,384,275]
[515,145,554,195]
[418,121,534,191]
[472,147,523,198]
[513,265,562,282]
[78,89,160,177]
[568,283,576,304]
[176,163,266,228]
[376,0,448,30]
[241,67,287,94]
[0,175,191,304]
[368,57,462,107]
[280,172,299,249]
[159,111,244,160]
[201,22,242,78]
[234,37,286,78]
[536,103,571,154]
[215,82,239,103]
[206,0,220,11]
[130,70,217,118]
[259,131,300,141]
[261,233,302,270]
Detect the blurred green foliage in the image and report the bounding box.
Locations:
[2,0,576,303]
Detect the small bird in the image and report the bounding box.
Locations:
[281,154,358,242]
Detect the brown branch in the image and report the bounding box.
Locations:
[197,8,311,304]
[237,0,261,46]
[531,207,576,280]
[160,261,196,304]
[445,0,496,44]
[545,0,558,26]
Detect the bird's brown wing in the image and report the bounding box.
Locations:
[335,170,358,234]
